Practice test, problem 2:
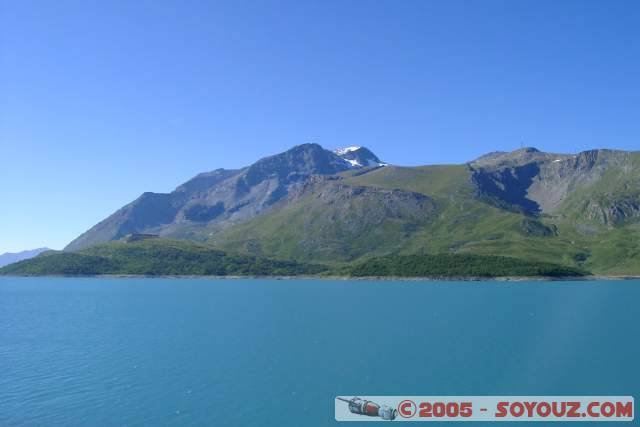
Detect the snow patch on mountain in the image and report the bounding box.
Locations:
[334,146,362,156]
[343,158,363,167]
[333,146,387,168]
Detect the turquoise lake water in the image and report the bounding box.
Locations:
[1,277,638,426]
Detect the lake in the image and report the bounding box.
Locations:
[1,277,638,425]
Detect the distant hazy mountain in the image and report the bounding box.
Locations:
[0,248,50,268]
[61,143,640,275]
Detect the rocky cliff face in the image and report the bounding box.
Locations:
[470,147,639,224]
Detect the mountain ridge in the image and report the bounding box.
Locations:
[65,144,385,251]
[62,143,640,275]
[0,248,51,268]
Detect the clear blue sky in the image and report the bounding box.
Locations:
[1,0,639,253]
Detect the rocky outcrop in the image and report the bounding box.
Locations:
[291,175,434,219]
[583,199,640,226]
[519,218,557,237]
[470,148,638,222]
[470,161,542,214]
[212,175,436,261]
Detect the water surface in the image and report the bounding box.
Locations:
[1,277,638,425]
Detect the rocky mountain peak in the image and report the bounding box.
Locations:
[471,147,569,168]
[517,147,540,153]
[334,146,386,167]
[65,143,385,251]
[243,143,353,186]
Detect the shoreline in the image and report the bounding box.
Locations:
[2,274,639,282]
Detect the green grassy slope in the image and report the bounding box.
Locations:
[210,164,640,274]
[342,165,472,195]
[210,182,434,262]
[544,153,640,274]
[0,239,326,276]
[350,165,640,274]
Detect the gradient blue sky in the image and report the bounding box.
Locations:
[1,0,639,253]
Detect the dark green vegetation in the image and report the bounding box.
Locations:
[14,144,640,277]
[347,254,587,278]
[1,238,587,278]
[0,239,326,276]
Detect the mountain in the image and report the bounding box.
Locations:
[469,147,638,217]
[209,146,640,274]
[0,248,51,268]
[62,144,640,275]
[334,146,387,167]
[66,144,383,251]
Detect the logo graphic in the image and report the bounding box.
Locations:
[397,400,417,418]
[335,396,634,422]
[336,396,398,421]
